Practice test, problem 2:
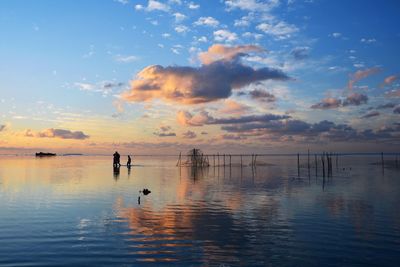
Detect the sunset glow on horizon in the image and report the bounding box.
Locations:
[1,0,399,154]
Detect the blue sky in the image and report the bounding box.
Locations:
[0,0,399,154]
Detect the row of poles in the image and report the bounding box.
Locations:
[297,150,338,178]
[177,153,260,167]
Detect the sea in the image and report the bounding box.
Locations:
[0,154,399,266]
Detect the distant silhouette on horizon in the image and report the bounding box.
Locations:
[127,155,132,168]
[113,151,121,167]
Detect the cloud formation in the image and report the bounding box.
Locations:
[347,67,381,89]
[25,128,89,140]
[311,93,368,109]
[122,45,289,104]
[394,106,400,114]
[177,110,290,127]
[182,130,197,139]
[153,126,176,137]
[249,89,276,102]
[198,44,264,65]
[0,125,6,132]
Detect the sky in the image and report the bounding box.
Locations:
[0,0,399,154]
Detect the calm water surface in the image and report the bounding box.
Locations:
[0,155,399,266]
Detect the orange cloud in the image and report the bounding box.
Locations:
[121,45,288,105]
[177,110,211,126]
[347,67,381,90]
[198,44,265,64]
[381,75,398,88]
[218,100,250,115]
[24,128,89,140]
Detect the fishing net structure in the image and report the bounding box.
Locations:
[177,148,210,167]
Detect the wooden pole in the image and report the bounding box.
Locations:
[321,153,325,178]
[307,149,310,177]
[240,155,243,167]
[314,154,317,177]
[297,153,300,177]
[229,155,232,167]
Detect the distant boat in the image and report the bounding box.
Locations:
[35,152,56,157]
[63,153,83,156]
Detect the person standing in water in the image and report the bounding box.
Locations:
[127,155,132,167]
[113,151,121,167]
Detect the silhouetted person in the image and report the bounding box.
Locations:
[113,151,120,167]
[127,155,132,167]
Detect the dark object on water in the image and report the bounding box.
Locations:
[35,152,56,157]
[141,188,151,195]
[113,151,121,167]
[63,153,83,156]
[138,196,140,205]
[127,155,132,167]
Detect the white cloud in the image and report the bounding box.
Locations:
[169,0,182,4]
[243,32,263,40]
[225,0,279,11]
[162,33,171,38]
[188,2,200,9]
[146,0,170,12]
[114,55,138,63]
[194,16,219,27]
[173,12,186,22]
[114,0,129,5]
[256,21,298,39]
[213,29,238,42]
[134,4,144,10]
[175,25,189,33]
[360,38,376,44]
[198,36,208,42]
[330,32,342,38]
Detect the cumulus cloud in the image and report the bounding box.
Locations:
[175,25,189,33]
[24,128,89,140]
[219,100,250,115]
[256,21,298,40]
[173,12,186,22]
[153,126,176,137]
[146,0,170,12]
[75,81,124,96]
[249,89,276,102]
[198,44,264,64]
[342,93,368,106]
[225,0,279,11]
[177,110,290,127]
[177,110,212,126]
[121,45,289,104]
[381,75,398,87]
[310,97,342,109]
[291,46,310,60]
[182,130,197,139]
[347,67,381,89]
[194,16,219,27]
[311,93,368,109]
[188,1,199,9]
[213,29,238,42]
[220,118,400,143]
